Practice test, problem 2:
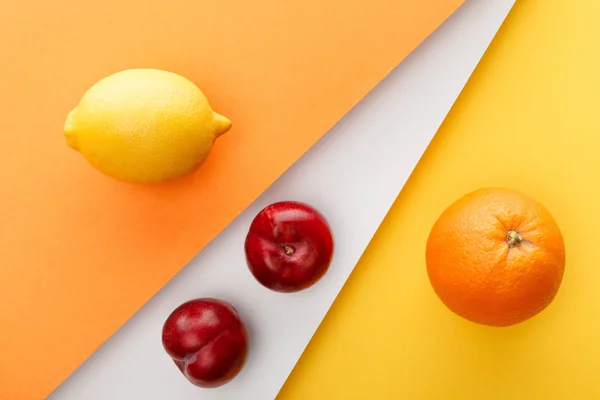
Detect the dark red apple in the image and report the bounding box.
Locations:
[244,201,334,292]
[161,298,249,388]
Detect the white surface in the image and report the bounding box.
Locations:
[48,1,514,399]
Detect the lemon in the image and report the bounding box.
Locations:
[64,69,232,184]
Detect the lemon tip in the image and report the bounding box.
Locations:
[213,112,232,138]
[64,108,79,150]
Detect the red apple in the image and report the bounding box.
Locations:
[244,201,334,292]
[161,298,249,388]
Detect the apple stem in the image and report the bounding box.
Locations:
[283,245,295,255]
[506,230,523,248]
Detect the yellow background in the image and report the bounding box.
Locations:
[278,0,600,399]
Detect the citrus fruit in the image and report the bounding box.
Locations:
[425,188,566,327]
[64,69,231,184]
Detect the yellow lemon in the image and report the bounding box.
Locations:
[64,69,231,184]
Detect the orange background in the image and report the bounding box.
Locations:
[0,1,463,398]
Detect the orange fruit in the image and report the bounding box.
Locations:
[425,188,566,327]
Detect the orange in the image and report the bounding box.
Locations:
[425,188,566,327]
